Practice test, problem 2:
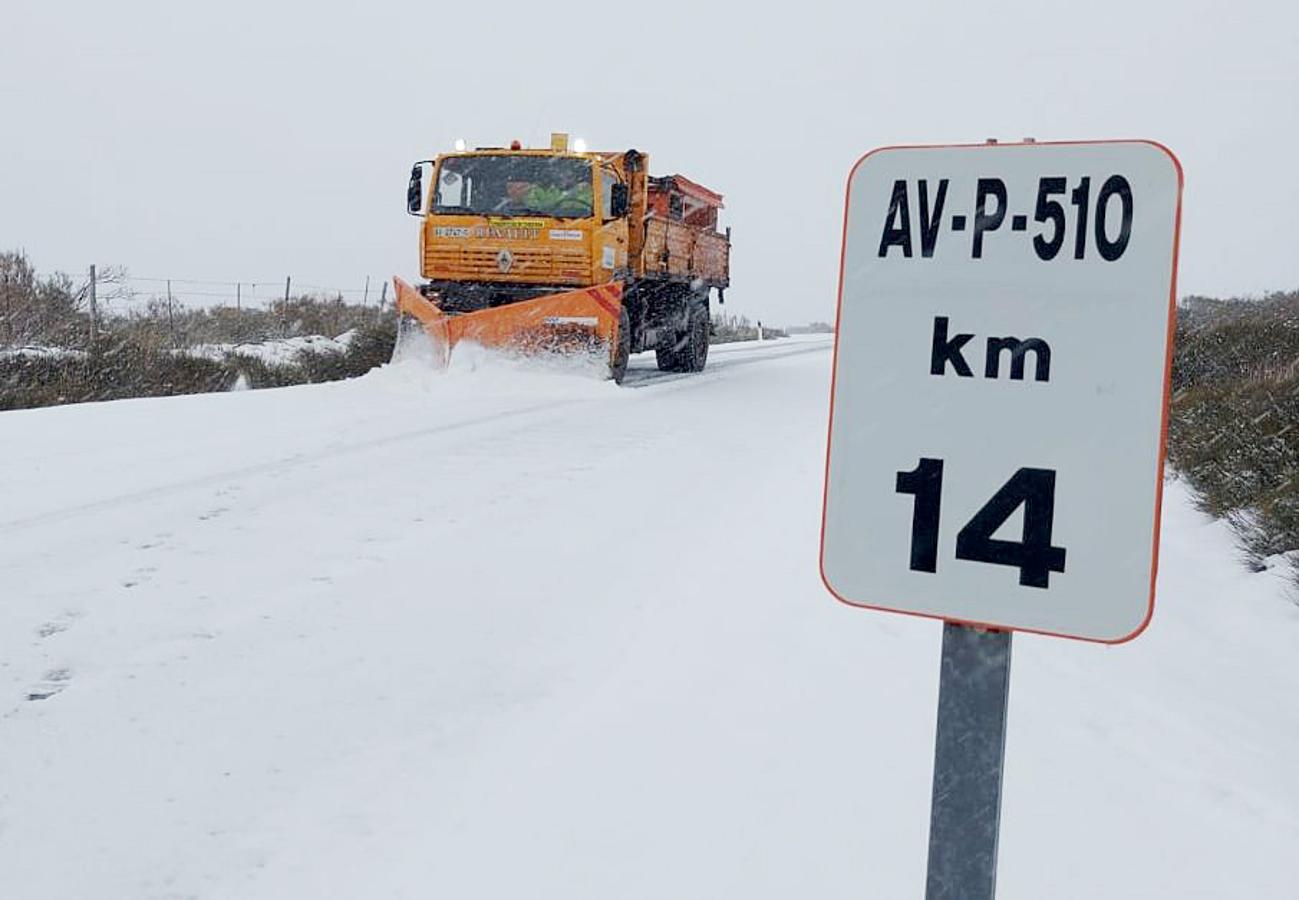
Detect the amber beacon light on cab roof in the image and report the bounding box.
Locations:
[392,132,731,383]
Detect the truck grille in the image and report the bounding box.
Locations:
[425,245,590,282]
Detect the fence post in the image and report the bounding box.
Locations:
[363,275,370,306]
[167,278,177,347]
[3,265,12,345]
[88,264,99,344]
[283,276,291,337]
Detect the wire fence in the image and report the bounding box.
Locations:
[99,273,391,316]
[0,255,396,352]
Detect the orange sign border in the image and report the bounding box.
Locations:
[819,139,1185,645]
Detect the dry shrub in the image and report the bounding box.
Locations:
[1170,292,1299,576]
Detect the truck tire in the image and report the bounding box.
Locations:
[655,338,685,372]
[654,296,710,373]
[682,300,709,372]
[610,306,630,384]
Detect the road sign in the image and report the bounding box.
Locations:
[821,140,1183,643]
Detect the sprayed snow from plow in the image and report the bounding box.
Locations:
[376,338,616,400]
[385,314,616,396]
[443,339,614,384]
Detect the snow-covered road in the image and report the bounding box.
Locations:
[3,335,1297,899]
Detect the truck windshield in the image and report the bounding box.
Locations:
[433,155,594,219]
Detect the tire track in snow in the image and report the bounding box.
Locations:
[621,339,830,388]
[0,398,584,534]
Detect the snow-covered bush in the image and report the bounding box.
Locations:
[0,321,397,410]
[0,251,92,348]
[1169,291,1299,582]
[710,311,787,343]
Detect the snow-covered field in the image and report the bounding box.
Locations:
[2,335,1297,899]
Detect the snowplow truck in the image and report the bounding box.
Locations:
[393,133,730,383]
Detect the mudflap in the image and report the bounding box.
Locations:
[391,278,625,378]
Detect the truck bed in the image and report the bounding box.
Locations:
[641,218,730,288]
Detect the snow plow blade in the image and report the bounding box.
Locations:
[392,278,628,381]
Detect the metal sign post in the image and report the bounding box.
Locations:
[925,623,1012,900]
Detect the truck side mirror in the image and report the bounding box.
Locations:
[609,183,629,218]
[406,164,425,216]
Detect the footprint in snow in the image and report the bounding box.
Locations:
[35,612,80,639]
[122,565,159,588]
[27,667,72,702]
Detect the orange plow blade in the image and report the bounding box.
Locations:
[392,278,627,380]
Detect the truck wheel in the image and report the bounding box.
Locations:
[654,298,709,373]
[655,338,685,372]
[610,306,630,384]
[682,301,710,372]
[655,311,687,371]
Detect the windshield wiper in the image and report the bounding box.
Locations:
[433,205,593,219]
[493,207,562,218]
[508,207,593,219]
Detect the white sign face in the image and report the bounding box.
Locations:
[821,141,1182,643]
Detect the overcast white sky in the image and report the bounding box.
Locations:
[3,0,1296,325]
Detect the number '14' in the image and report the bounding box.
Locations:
[895,457,1067,589]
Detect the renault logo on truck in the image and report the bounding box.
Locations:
[496,248,514,273]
